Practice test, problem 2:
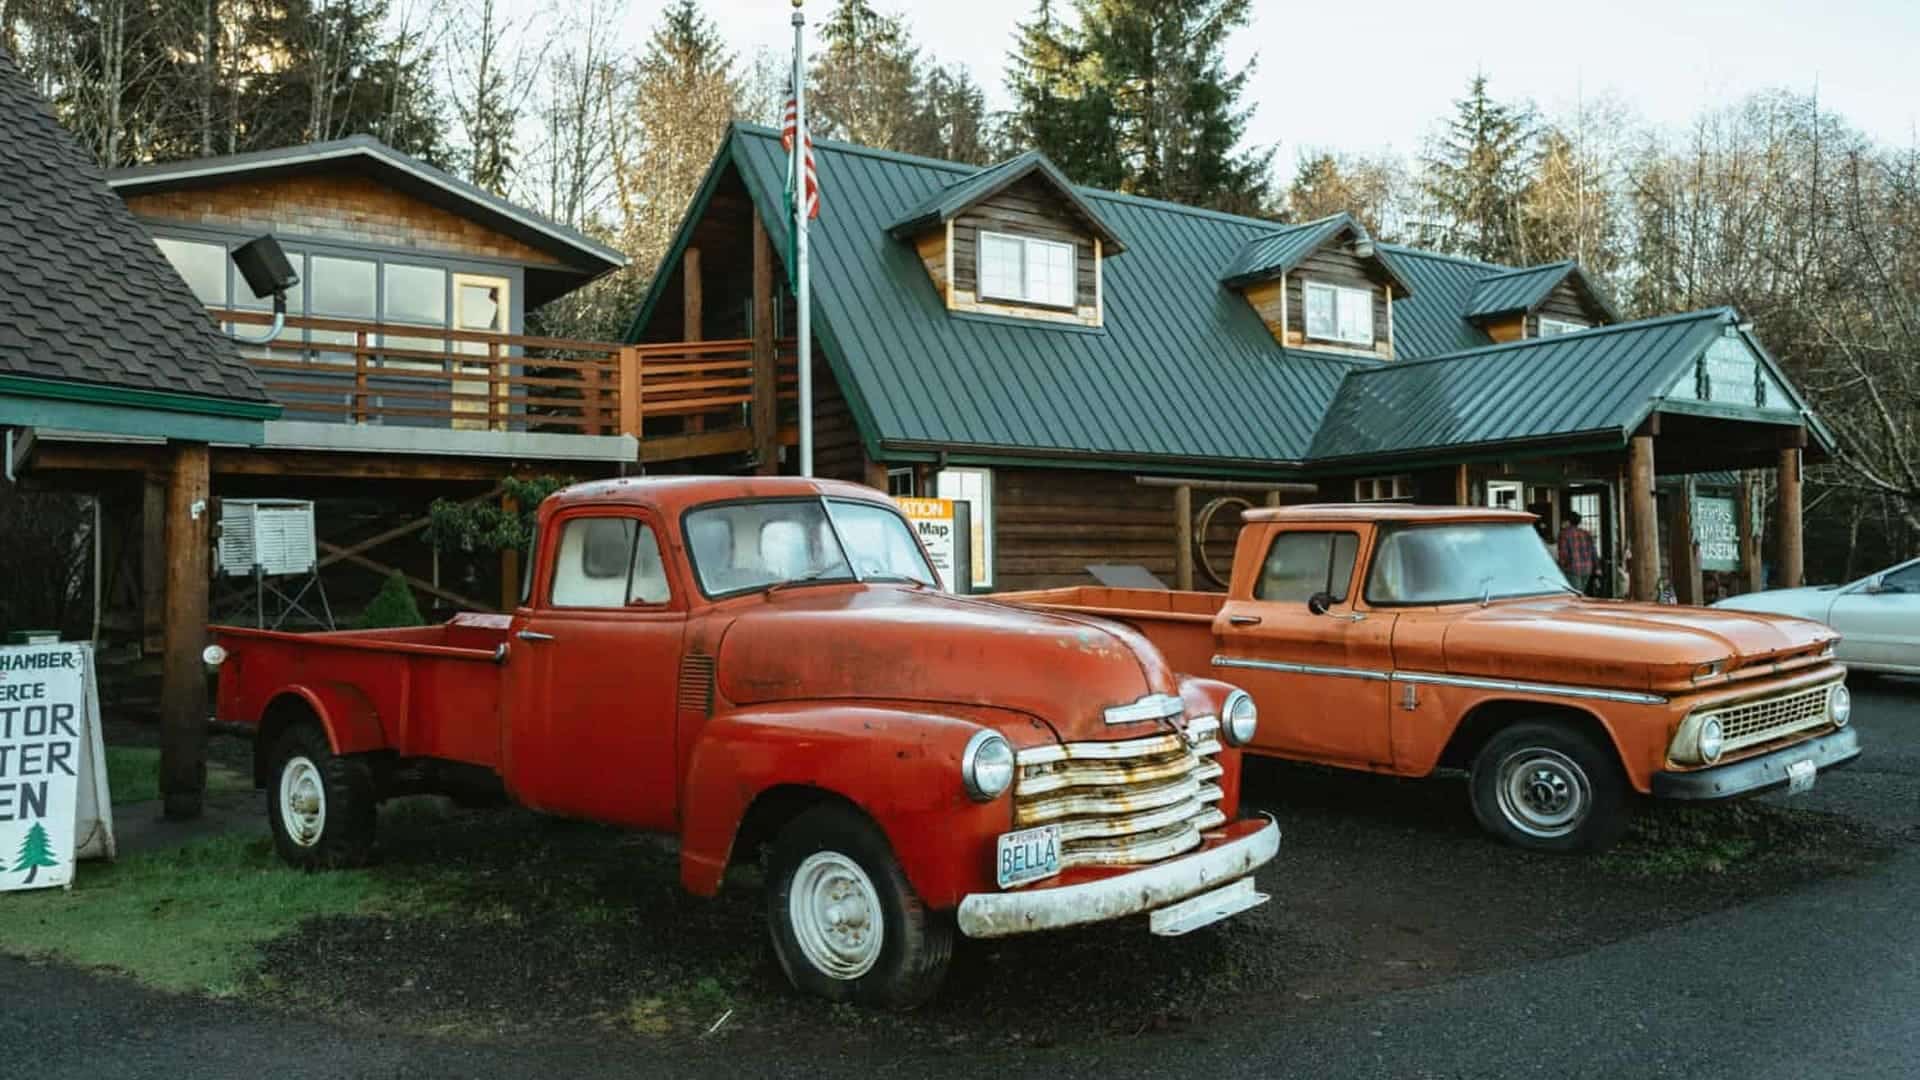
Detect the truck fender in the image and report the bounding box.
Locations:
[255,682,388,785]
[1437,697,1646,791]
[678,703,1016,910]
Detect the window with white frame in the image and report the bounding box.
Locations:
[1353,475,1412,502]
[1537,317,1586,337]
[935,467,993,588]
[977,230,1076,308]
[1303,281,1374,345]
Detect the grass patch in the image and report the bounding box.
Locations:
[0,833,445,995]
[1600,802,1827,879]
[103,746,252,805]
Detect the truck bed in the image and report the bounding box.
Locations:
[993,587,1226,681]
[211,613,512,768]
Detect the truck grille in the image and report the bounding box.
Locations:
[1700,682,1837,753]
[1012,716,1226,875]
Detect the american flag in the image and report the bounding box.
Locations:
[781,91,819,220]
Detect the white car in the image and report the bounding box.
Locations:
[1714,557,1920,675]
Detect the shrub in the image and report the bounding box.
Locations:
[355,573,424,629]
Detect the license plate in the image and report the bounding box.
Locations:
[996,825,1061,888]
[1786,758,1817,795]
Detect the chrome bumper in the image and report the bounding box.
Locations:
[1650,727,1860,800]
[954,818,1281,939]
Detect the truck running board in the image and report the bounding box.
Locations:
[1148,876,1269,936]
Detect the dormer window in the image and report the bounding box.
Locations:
[978,230,1076,309]
[1538,317,1586,337]
[1304,281,1373,345]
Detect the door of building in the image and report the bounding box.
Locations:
[1565,484,1615,597]
[453,274,511,431]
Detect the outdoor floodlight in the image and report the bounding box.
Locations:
[227,233,298,345]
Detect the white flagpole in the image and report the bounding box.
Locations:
[791,0,813,477]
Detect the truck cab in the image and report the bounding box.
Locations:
[1003,505,1858,851]
[210,477,1281,1006]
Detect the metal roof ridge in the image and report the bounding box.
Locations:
[733,122,978,175]
[1475,259,1575,282]
[1342,306,1736,375]
[1374,243,1516,274]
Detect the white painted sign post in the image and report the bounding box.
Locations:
[0,643,114,892]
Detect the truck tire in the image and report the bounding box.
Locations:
[267,723,377,869]
[1469,721,1630,853]
[767,804,953,1008]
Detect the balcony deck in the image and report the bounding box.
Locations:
[215,308,798,465]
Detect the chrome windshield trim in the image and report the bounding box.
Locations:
[1104,692,1186,726]
[1392,671,1668,706]
[1211,655,1391,683]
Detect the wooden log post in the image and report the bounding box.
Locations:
[500,491,520,612]
[1668,476,1703,605]
[1735,470,1762,594]
[487,340,504,432]
[750,214,779,474]
[683,247,704,434]
[1779,445,1805,588]
[159,441,212,821]
[141,471,166,655]
[1627,434,1659,602]
[1453,464,1471,506]
[1174,483,1194,591]
[352,329,370,423]
[618,346,643,440]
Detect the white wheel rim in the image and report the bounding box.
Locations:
[1495,747,1591,839]
[788,851,884,980]
[278,755,327,848]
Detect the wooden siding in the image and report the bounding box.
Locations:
[1525,279,1608,336]
[124,173,564,268]
[944,174,1101,327]
[990,470,1249,592]
[1484,315,1526,343]
[809,356,868,483]
[1277,247,1394,359]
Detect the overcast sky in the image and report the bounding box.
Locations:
[641,0,1918,173]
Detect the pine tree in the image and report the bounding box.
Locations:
[12,822,58,885]
[1285,151,1407,239]
[806,1,993,163]
[1418,74,1538,264]
[1002,0,1272,213]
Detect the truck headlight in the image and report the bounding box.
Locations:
[1830,684,1852,728]
[1221,689,1258,747]
[1698,717,1724,764]
[962,730,1015,801]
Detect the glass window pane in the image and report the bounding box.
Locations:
[309,256,376,317]
[384,263,446,326]
[1025,238,1075,307]
[979,232,1024,301]
[627,524,671,605]
[1304,284,1336,338]
[154,237,228,307]
[1337,286,1373,343]
[552,518,637,607]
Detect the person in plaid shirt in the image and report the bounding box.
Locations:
[1557,511,1598,591]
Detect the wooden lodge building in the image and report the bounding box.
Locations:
[627,125,1835,603]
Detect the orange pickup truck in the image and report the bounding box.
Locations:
[1002,505,1858,851]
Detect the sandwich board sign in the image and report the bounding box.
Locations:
[0,642,114,892]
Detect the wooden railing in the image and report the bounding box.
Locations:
[213,309,796,440]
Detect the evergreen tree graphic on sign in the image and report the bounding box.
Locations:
[13,823,58,884]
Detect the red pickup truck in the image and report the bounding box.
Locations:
[1003,505,1856,852]
[208,477,1279,1006]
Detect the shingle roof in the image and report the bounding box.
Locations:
[0,47,271,406]
[887,150,1128,254]
[1307,308,1735,462]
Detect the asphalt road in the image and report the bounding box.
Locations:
[5,676,1915,1080]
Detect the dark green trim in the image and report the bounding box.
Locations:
[948,310,1108,336]
[0,372,278,420]
[0,396,267,443]
[1655,399,1806,426]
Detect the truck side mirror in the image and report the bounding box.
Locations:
[1307,592,1333,616]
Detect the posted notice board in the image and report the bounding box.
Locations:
[0,643,114,892]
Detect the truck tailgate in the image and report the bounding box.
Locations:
[212,614,509,767]
[993,587,1225,680]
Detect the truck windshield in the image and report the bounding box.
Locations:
[683,498,936,598]
[1365,522,1574,606]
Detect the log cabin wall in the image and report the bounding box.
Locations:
[123,174,564,268]
[990,469,1246,592]
[945,174,1101,327]
[1525,278,1609,336]
[1281,246,1395,359]
[809,357,868,483]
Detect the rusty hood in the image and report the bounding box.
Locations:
[1441,597,1838,689]
[711,586,1180,741]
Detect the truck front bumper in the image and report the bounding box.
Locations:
[954,817,1281,939]
[1650,727,1861,800]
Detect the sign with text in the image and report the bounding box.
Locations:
[896,497,959,592]
[1694,493,1740,573]
[0,643,114,892]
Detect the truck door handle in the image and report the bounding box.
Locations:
[1228,615,1262,626]
[515,629,555,642]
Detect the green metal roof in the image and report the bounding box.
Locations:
[1374,245,1499,359]
[1463,260,1621,321]
[628,127,1830,475]
[1219,213,1356,285]
[887,149,1128,254]
[1308,308,1747,463]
